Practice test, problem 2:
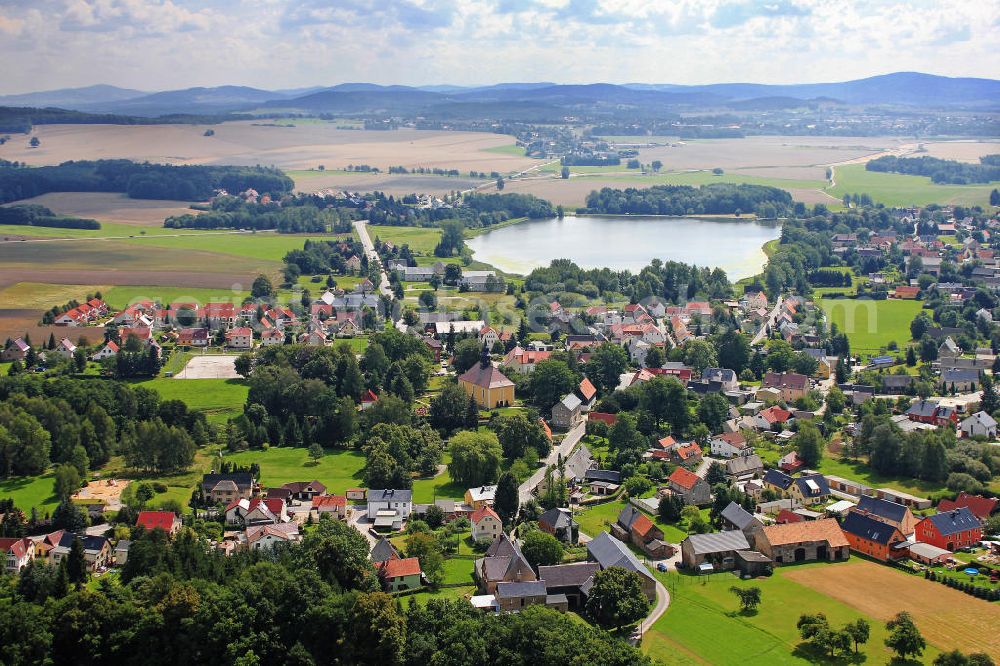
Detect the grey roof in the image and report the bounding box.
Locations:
[496,580,547,599]
[841,511,901,545]
[794,474,831,498]
[201,472,253,492]
[370,537,400,563]
[538,562,600,588]
[546,593,569,605]
[368,489,412,503]
[539,507,575,531]
[702,368,737,383]
[565,444,593,480]
[558,393,583,412]
[925,507,981,537]
[725,454,763,476]
[763,469,794,490]
[963,411,998,428]
[882,375,916,389]
[942,368,980,382]
[720,502,758,531]
[683,530,750,555]
[617,505,642,531]
[584,469,621,484]
[907,541,953,559]
[857,496,908,523]
[734,550,771,563]
[587,532,653,582]
[906,400,939,418]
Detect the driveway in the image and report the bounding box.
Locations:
[346,503,378,547]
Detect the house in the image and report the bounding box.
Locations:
[1,337,30,361]
[471,506,503,542]
[667,467,711,506]
[245,523,301,551]
[586,532,656,601]
[360,389,378,410]
[754,405,792,431]
[475,533,537,594]
[201,472,255,504]
[502,346,552,374]
[90,340,119,361]
[790,473,831,506]
[225,497,286,526]
[378,557,423,592]
[0,537,34,573]
[915,508,983,551]
[538,562,600,609]
[670,442,703,467]
[367,489,412,527]
[311,495,348,520]
[114,540,131,566]
[906,400,958,428]
[585,468,622,496]
[938,336,961,359]
[465,485,497,510]
[496,580,565,612]
[725,454,764,481]
[761,372,810,402]
[719,501,764,549]
[777,451,804,473]
[959,411,997,439]
[758,519,850,564]
[260,328,285,346]
[551,393,584,429]
[282,480,327,501]
[538,507,578,545]
[370,536,400,563]
[178,327,210,347]
[680,531,751,571]
[458,352,515,409]
[853,495,916,536]
[51,533,111,571]
[702,367,739,391]
[937,493,998,524]
[762,469,795,495]
[136,511,181,536]
[613,505,673,559]
[55,338,77,360]
[345,255,362,272]
[225,326,253,349]
[577,377,597,410]
[840,511,908,562]
[941,368,980,392]
[479,326,501,349]
[892,285,920,299]
[710,432,752,458]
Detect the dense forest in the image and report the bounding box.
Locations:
[866,154,1000,184]
[0,204,100,229]
[0,106,253,133]
[0,160,294,205]
[367,191,554,228]
[164,194,356,233]
[583,183,794,217]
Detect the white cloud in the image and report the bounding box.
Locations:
[0,0,996,93]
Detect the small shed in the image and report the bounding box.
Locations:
[907,541,952,566]
[735,550,773,578]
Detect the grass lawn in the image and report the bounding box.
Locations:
[819,297,924,354]
[576,498,691,543]
[369,225,442,255]
[595,170,825,190]
[411,455,465,504]
[481,144,526,157]
[131,377,249,425]
[828,164,999,208]
[102,285,250,309]
[407,584,477,606]
[334,337,369,354]
[0,281,112,311]
[440,556,476,586]
[0,472,58,513]
[816,456,953,499]
[0,222,220,239]
[223,447,366,495]
[643,564,922,665]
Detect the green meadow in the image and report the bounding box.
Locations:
[819,297,924,353]
[223,447,366,495]
[828,163,999,207]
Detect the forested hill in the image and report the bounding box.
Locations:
[0,106,254,133]
[0,159,293,204]
[582,183,793,218]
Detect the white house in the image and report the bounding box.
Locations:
[960,411,998,439]
[260,329,285,346]
[366,489,412,521]
[471,506,503,542]
[225,326,253,349]
[245,524,300,551]
[90,340,119,361]
[710,432,753,458]
[479,326,501,349]
[55,338,77,360]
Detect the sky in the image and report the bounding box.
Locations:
[0,0,998,94]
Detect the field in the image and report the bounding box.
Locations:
[786,558,1000,656]
[368,225,442,255]
[122,232,346,263]
[102,285,250,309]
[290,169,485,196]
[0,472,58,514]
[828,163,1000,207]
[0,122,538,173]
[643,562,937,664]
[131,377,249,424]
[223,447,366,495]
[1,192,201,227]
[819,297,924,353]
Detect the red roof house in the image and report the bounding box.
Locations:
[937,493,998,523]
[136,511,181,536]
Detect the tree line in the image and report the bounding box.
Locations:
[583,183,793,217]
[0,204,100,229]
[867,155,1000,185]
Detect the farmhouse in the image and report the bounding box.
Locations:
[725,454,764,482]
[612,505,673,559]
[840,511,908,562]
[758,519,850,564]
[667,467,711,506]
[475,533,537,594]
[586,532,656,602]
[853,495,916,536]
[680,531,751,572]
[915,508,983,551]
[719,501,764,549]
[495,580,559,612]
[537,562,600,609]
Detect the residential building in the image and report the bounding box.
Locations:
[853,496,916,536]
[0,537,34,573]
[370,536,400,564]
[762,469,795,495]
[282,480,327,501]
[584,469,621,496]
[1,337,30,361]
[538,507,578,545]
[471,506,503,542]
[51,533,111,571]
[225,498,286,526]
[758,519,850,564]
[475,533,536,594]
[178,327,210,347]
[937,492,998,523]
[840,511,907,562]
[668,467,711,506]
[680,531,751,571]
[612,505,673,559]
[719,502,764,549]
[725,454,764,481]
[915,508,984,551]
[905,400,958,428]
[710,431,752,458]
[465,485,497,510]
[502,346,552,373]
[778,451,804,473]
[245,523,301,551]
[367,489,412,530]
[55,338,77,360]
[90,340,119,361]
[378,557,423,592]
[312,495,348,520]
[754,405,792,430]
[959,411,998,439]
[551,393,584,429]
[789,473,831,506]
[537,562,599,609]
[201,472,255,504]
[586,532,656,601]
[761,372,810,402]
[136,511,181,536]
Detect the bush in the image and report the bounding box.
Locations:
[151,482,168,494]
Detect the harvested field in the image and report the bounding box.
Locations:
[0,268,255,289]
[919,140,1000,162]
[785,558,1000,656]
[292,170,483,195]
[4,192,200,227]
[0,281,109,310]
[0,122,536,172]
[0,308,105,346]
[174,354,240,379]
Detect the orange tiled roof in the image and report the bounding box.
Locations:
[762,518,848,547]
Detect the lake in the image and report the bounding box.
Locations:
[466,215,781,280]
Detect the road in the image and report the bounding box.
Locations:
[632,579,670,645]
[353,219,393,299]
[751,295,784,346]
[518,421,585,504]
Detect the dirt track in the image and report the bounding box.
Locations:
[786,559,1000,656]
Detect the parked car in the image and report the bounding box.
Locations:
[656,562,668,572]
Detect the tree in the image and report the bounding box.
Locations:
[651,160,662,172]
[418,290,437,311]
[885,611,926,661]
[29,136,40,147]
[729,586,761,613]
[795,422,823,468]
[251,274,274,299]
[658,493,683,522]
[705,461,727,486]
[308,442,324,463]
[934,651,996,666]
[493,471,520,526]
[528,359,577,412]
[844,618,870,654]
[53,463,82,501]
[585,343,629,395]
[644,345,665,369]
[585,566,651,630]
[428,382,471,434]
[51,500,87,531]
[697,393,730,432]
[521,530,563,569]
[683,339,718,374]
[452,338,482,374]
[496,176,505,190]
[448,430,503,487]
[349,592,406,664]
[66,537,88,589]
[405,531,444,586]
[135,482,155,506]
[716,330,751,374]
[980,373,999,415]
[493,413,549,460]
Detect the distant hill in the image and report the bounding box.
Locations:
[78,85,291,116]
[0,85,147,110]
